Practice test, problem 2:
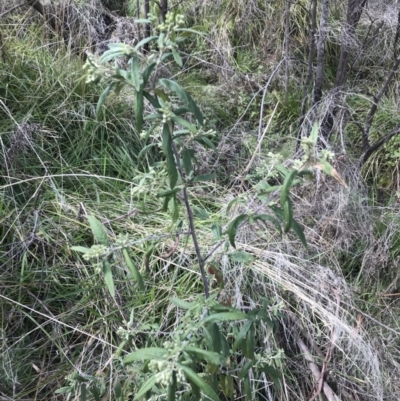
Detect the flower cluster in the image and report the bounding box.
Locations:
[160,101,174,123]
[83,53,105,84]
[82,245,109,261]
[148,360,185,387]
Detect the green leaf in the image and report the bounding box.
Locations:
[211,223,223,240]
[55,386,73,394]
[239,360,254,380]
[167,371,177,401]
[114,380,122,399]
[194,136,217,151]
[137,143,158,161]
[102,259,115,298]
[88,215,109,246]
[202,311,247,324]
[291,218,307,248]
[124,347,168,364]
[96,83,116,119]
[183,347,223,365]
[159,78,203,125]
[250,214,282,236]
[193,207,209,220]
[172,47,183,67]
[143,63,157,86]
[211,323,222,353]
[280,169,298,208]
[170,195,180,222]
[130,55,141,89]
[157,187,182,197]
[219,375,234,399]
[283,198,293,233]
[80,383,87,401]
[192,174,216,182]
[226,214,248,248]
[171,297,197,309]
[134,36,158,52]
[134,374,158,400]
[178,365,220,401]
[243,376,252,401]
[171,116,197,133]
[162,124,178,189]
[122,248,145,291]
[135,89,144,133]
[244,322,255,359]
[233,320,253,351]
[259,364,283,388]
[228,251,255,264]
[182,147,192,175]
[70,246,91,254]
[143,90,160,108]
[309,122,319,146]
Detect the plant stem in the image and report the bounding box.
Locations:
[171,141,209,298]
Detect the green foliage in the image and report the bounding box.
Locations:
[71,10,310,400]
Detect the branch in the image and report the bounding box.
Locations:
[359,121,400,166]
[171,141,210,298]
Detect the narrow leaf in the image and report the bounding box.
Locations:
[88,215,109,246]
[239,360,254,380]
[228,251,255,264]
[182,147,192,175]
[70,246,91,254]
[283,198,293,233]
[124,348,168,364]
[162,124,178,189]
[102,259,115,298]
[192,174,216,182]
[202,311,247,324]
[96,83,116,119]
[134,36,158,51]
[183,347,223,365]
[291,218,307,248]
[122,248,145,291]
[226,214,248,248]
[159,79,203,125]
[135,89,144,133]
[130,56,141,89]
[134,375,158,400]
[280,169,298,208]
[233,320,254,351]
[178,365,220,401]
[251,214,282,236]
[172,48,183,67]
[143,63,157,86]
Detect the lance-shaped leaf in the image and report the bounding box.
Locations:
[226,214,248,248]
[122,248,145,291]
[135,88,144,133]
[88,215,109,246]
[124,347,168,364]
[159,79,203,125]
[162,123,178,189]
[178,365,220,401]
[102,259,115,298]
[96,82,116,119]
